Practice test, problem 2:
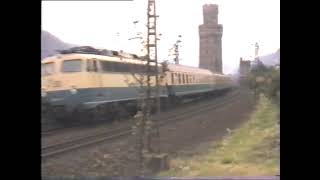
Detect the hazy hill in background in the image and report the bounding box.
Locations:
[260,48,280,66]
[233,48,280,77]
[41,30,76,59]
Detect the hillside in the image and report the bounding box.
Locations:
[41,30,75,59]
[259,49,280,66]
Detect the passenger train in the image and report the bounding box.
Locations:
[41,46,236,122]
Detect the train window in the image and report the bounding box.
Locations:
[41,62,54,76]
[136,63,160,75]
[112,62,121,72]
[131,64,142,74]
[100,61,114,72]
[148,65,154,74]
[177,74,179,82]
[124,63,132,72]
[150,66,157,75]
[133,64,142,73]
[100,61,143,74]
[108,63,159,75]
[62,59,82,73]
[87,59,98,72]
[171,73,174,84]
[116,63,130,72]
[141,64,148,73]
[110,62,122,72]
[127,63,135,72]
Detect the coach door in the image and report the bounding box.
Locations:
[86,59,102,88]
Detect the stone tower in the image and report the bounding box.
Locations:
[199,4,223,73]
[239,58,251,76]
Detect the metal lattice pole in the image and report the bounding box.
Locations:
[146,0,161,154]
[173,35,182,65]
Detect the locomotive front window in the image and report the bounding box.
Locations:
[41,62,54,76]
[62,59,82,72]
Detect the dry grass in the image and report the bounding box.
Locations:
[159,94,280,176]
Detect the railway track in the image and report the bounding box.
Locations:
[41,125,131,158]
[41,122,109,137]
[42,127,73,136]
[42,89,241,159]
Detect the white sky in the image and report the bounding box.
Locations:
[42,0,279,74]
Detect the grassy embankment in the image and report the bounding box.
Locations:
[159,94,280,176]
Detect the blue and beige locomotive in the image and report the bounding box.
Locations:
[41,46,235,122]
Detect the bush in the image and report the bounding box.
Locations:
[248,66,279,102]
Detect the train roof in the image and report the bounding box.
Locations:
[167,64,229,77]
[167,64,213,75]
[42,50,230,78]
[57,46,141,59]
[42,46,153,64]
[42,53,158,66]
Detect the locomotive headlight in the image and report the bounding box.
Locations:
[41,88,47,97]
[70,85,78,94]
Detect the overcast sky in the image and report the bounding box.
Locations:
[42,0,279,74]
